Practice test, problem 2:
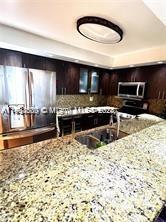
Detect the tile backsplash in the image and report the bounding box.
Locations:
[56,94,166,115]
[107,96,123,108]
[56,94,107,108]
[148,99,166,114]
[107,95,166,115]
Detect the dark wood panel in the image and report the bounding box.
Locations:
[4,50,22,67]
[45,58,56,71]
[99,71,111,95]
[65,63,80,94]
[0,48,5,65]
[110,72,119,95]
[56,60,66,95]
[118,68,135,82]
[136,64,166,99]
[22,53,46,69]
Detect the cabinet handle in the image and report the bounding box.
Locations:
[72,121,75,133]
[71,121,73,132]
[162,91,165,99]
[158,91,160,99]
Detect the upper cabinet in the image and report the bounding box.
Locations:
[90,71,99,93]
[99,71,111,95]
[79,68,88,93]
[65,63,80,94]
[56,60,66,95]
[79,67,99,94]
[118,68,136,82]
[22,53,46,70]
[109,72,119,95]
[0,49,22,67]
[56,61,80,95]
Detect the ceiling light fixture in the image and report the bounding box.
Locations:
[157,61,163,64]
[77,16,123,44]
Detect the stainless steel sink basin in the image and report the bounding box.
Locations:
[75,127,128,149]
[76,135,100,149]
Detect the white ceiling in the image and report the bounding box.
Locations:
[0,0,165,67]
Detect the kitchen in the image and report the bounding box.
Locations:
[0,0,166,221]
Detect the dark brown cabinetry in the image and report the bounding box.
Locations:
[56,60,66,95]
[110,65,166,99]
[82,113,111,130]
[59,115,82,135]
[99,71,111,95]
[79,67,99,94]
[109,72,119,95]
[117,68,136,82]
[65,63,80,94]
[0,49,5,65]
[82,114,98,130]
[45,58,56,71]
[56,61,80,95]
[0,48,22,67]
[136,65,166,99]
[22,53,46,69]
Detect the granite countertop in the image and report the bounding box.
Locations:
[57,106,117,117]
[0,117,166,222]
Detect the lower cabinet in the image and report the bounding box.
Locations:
[98,113,110,126]
[82,114,98,130]
[59,113,112,136]
[59,115,82,136]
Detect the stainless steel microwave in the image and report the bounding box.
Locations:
[118,82,146,99]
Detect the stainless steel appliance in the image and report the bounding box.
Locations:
[118,100,148,115]
[0,65,56,134]
[118,82,146,100]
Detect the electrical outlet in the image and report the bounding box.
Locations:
[90,96,94,102]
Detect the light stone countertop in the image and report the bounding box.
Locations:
[0,117,166,222]
[57,106,117,117]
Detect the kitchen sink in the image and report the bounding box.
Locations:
[75,127,128,149]
[76,135,100,149]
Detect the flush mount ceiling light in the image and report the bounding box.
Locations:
[77,16,123,44]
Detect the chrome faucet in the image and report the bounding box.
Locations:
[109,110,120,139]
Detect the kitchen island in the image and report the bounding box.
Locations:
[0,117,166,222]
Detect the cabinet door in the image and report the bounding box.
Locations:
[99,72,110,95]
[118,68,135,82]
[5,50,22,67]
[98,113,110,126]
[136,65,166,99]
[90,71,99,93]
[22,53,46,70]
[0,48,5,65]
[45,58,56,71]
[110,72,119,95]
[65,63,79,94]
[82,114,95,130]
[56,60,66,95]
[59,116,73,136]
[79,68,88,93]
